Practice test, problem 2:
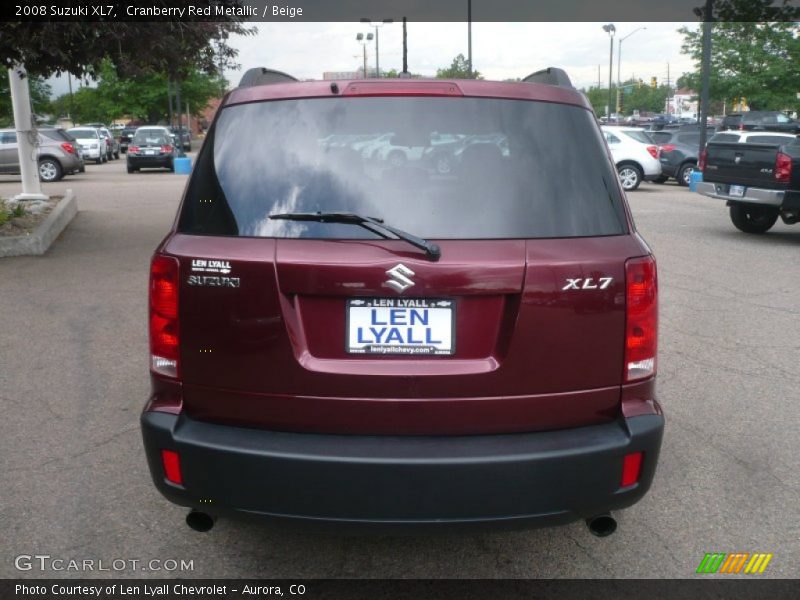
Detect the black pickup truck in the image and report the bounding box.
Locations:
[697,133,800,233]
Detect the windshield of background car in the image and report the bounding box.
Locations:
[68,129,97,140]
[179,96,628,239]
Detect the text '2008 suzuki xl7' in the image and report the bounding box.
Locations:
[141,67,663,535]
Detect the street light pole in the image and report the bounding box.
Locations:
[602,24,616,121]
[356,32,374,78]
[361,19,393,78]
[617,27,647,121]
[468,0,473,76]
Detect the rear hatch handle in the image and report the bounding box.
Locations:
[269,212,442,261]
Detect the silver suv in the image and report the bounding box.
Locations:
[0,127,85,182]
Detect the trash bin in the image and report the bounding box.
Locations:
[174,156,192,174]
[689,170,703,192]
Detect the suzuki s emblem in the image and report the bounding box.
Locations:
[385,264,415,293]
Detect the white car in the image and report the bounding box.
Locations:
[67,127,108,164]
[601,126,662,191]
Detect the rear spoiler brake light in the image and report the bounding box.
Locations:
[341,81,463,97]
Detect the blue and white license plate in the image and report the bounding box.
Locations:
[729,184,745,198]
[347,298,455,355]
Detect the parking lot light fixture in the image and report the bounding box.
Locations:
[602,24,616,121]
[361,18,393,77]
[617,27,647,121]
[356,32,374,79]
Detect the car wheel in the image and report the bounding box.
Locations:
[126,164,135,174]
[617,163,643,191]
[729,205,779,234]
[653,175,668,184]
[678,163,696,187]
[168,161,175,172]
[387,150,407,168]
[78,164,85,173]
[38,158,62,182]
[95,157,103,165]
[114,151,120,160]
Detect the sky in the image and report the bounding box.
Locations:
[48,21,699,96]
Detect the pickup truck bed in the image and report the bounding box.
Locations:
[698,138,800,233]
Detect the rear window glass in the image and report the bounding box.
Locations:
[676,133,700,144]
[180,97,627,239]
[68,128,97,139]
[710,133,740,143]
[746,135,794,144]
[622,130,654,144]
[133,132,169,145]
[650,131,673,144]
[41,129,72,142]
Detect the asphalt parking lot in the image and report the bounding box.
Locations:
[1,158,798,579]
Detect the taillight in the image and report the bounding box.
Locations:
[646,145,659,159]
[624,256,657,383]
[161,145,173,153]
[60,142,75,154]
[698,148,707,172]
[621,452,643,487]
[775,152,792,183]
[660,144,676,153]
[161,449,183,485]
[128,145,140,154]
[150,255,180,378]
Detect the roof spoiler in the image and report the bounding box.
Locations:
[522,68,573,88]
[238,67,299,88]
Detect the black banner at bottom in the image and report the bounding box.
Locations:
[3,579,799,600]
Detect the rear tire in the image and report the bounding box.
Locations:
[729,205,779,234]
[95,157,103,165]
[114,151,120,160]
[653,175,669,184]
[617,163,643,191]
[677,163,696,187]
[387,150,407,168]
[126,164,134,174]
[38,158,62,182]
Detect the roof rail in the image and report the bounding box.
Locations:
[238,67,299,88]
[522,68,573,88]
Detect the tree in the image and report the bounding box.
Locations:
[0,76,51,126]
[436,54,482,79]
[678,1,800,111]
[0,6,254,80]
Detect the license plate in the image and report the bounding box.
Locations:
[729,185,745,198]
[347,298,455,356]
[144,149,156,155]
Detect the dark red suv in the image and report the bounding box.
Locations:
[141,67,663,535]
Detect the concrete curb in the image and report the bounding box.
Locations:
[0,190,77,257]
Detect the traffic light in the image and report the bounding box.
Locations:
[650,77,657,89]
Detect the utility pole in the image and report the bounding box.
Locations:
[402,17,408,77]
[467,0,473,77]
[167,78,173,128]
[697,0,714,153]
[598,64,601,88]
[602,24,616,120]
[8,64,47,201]
[67,72,73,122]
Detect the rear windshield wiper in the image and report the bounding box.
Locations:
[269,212,441,261]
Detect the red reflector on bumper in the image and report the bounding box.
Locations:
[161,449,182,485]
[621,451,643,487]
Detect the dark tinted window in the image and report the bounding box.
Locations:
[180,97,627,239]
[41,129,72,142]
[710,133,740,143]
[650,131,673,144]
[676,133,701,144]
[747,135,795,144]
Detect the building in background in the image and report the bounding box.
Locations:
[666,88,698,118]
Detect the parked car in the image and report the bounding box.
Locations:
[707,130,798,146]
[67,127,108,164]
[140,67,663,535]
[126,129,175,172]
[168,126,191,151]
[601,126,662,190]
[99,127,120,160]
[650,130,706,186]
[719,111,800,134]
[119,126,138,153]
[697,132,800,233]
[0,127,84,182]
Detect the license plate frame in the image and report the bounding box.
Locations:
[729,184,746,198]
[346,297,455,356]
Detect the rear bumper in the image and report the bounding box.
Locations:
[141,409,664,530]
[128,155,173,168]
[696,181,785,207]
